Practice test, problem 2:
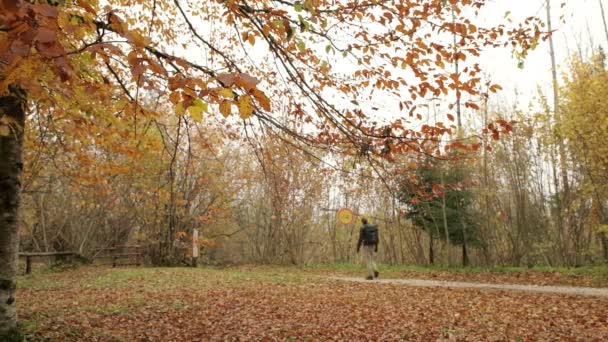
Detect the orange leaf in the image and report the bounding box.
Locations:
[236,73,260,91]
[219,100,232,117]
[169,91,181,104]
[147,60,167,76]
[465,101,480,110]
[77,0,96,14]
[251,89,271,111]
[217,73,237,86]
[489,84,503,93]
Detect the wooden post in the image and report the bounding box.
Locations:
[112,255,117,268]
[192,229,199,267]
[135,246,141,266]
[25,255,32,275]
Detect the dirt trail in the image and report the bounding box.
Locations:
[330,276,608,297]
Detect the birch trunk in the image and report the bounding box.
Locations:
[547,0,571,264]
[0,91,26,335]
[599,0,608,46]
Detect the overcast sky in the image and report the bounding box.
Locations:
[173,1,605,129]
[478,0,606,111]
[318,0,607,128]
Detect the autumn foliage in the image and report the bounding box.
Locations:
[0,0,579,337]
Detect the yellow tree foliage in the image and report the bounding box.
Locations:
[559,53,608,242]
[559,54,608,198]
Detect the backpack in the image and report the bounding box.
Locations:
[362,224,379,245]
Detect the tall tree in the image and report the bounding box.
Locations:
[546,0,571,261]
[559,53,608,262]
[0,0,546,333]
[399,159,478,266]
[0,89,25,335]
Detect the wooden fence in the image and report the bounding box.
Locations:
[92,245,143,267]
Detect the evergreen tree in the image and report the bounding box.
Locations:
[399,159,479,266]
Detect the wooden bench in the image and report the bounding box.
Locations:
[19,251,78,274]
[19,246,143,272]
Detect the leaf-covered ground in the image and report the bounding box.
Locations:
[18,266,608,341]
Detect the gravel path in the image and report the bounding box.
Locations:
[330,276,608,297]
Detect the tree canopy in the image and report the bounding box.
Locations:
[0,0,551,335]
[1,0,545,157]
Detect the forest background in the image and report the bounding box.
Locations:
[3,0,608,275]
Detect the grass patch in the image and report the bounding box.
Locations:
[221,268,308,284]
[90,268,153,288]
[18,276,62,291]
[18,265,311,293]
[0,327,26,342]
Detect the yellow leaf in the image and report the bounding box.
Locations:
[187,99,208,122]
[219,100,232,117]
[219,88,235,99]
[175,102,185,116]
[237,95,254,119]
[188,106,203,122]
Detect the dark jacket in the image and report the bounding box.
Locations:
[357,224,379,251]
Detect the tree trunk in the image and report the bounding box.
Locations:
[547,0,571,264]
[603,236,608,262]
[429,231,434,265]
[440,172,451,265]
[481,90,493,266]
[600,0,608,46]
[452,6,462,128]
[0,91,26,335]
[547,0,569,195]
[460,216,469,267]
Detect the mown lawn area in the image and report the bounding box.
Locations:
[17,265,608,341]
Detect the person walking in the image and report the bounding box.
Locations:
[356,218,379,280]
